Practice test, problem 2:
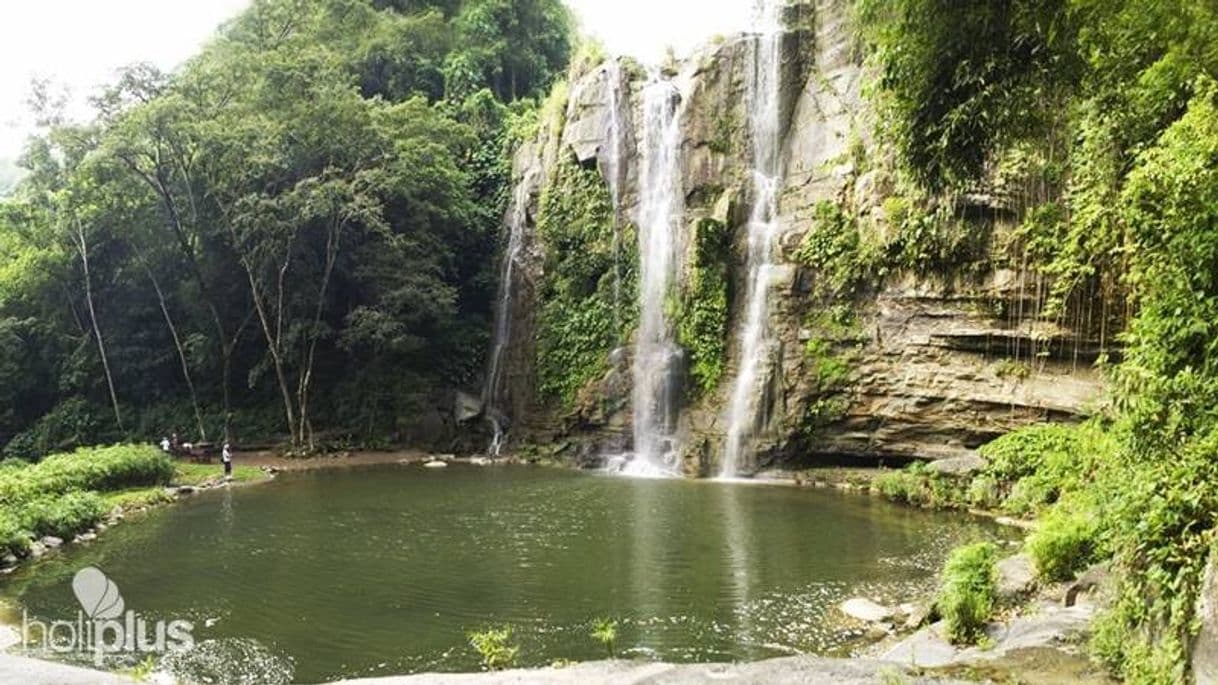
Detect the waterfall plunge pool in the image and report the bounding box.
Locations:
[0,464,1012,683]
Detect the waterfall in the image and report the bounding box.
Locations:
[484,169,536,456]
[721,0,785,477]
[604,61,628,336]
[624,76,685,476]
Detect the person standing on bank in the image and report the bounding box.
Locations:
[222,442,233,479]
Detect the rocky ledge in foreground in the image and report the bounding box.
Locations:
[326,657,970,685]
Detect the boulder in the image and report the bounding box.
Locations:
[423,460,448,469]
[608,346,630,371]
[40,536,63,549]
[899,602,932,631]
[1064,562,1110,607]
[28,542,45,559]
[926,454,987,477]
[879,621,960,668]
[996,554,1037,602]
[839,598,894,623]
[454,391,483,423]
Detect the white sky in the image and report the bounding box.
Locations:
[0,0,752,159]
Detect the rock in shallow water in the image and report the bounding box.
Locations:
[839,597,894,623]
[423,460,448,469]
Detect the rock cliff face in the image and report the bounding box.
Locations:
[491,0,1106,472]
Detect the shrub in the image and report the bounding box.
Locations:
[0,444,174,505]
[0,512,30,556]
[876,466,922,504]
[978,422,1115,517]
[966,474,1001,509]
[19,491,108,540]
[937,542,998,644]
[979,423,1084,483]
[467,625,519,671]
[876,462,967,509]
[1027,500,1102,581]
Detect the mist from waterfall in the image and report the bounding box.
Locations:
[484,169,536,456]
[624,76,685,476]
[721,0,785,477]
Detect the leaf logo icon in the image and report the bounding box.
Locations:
[72,566,125,620]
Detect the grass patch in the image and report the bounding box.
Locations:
[172,462,266,486]
[937,542,998,645]
[103,487,174,510]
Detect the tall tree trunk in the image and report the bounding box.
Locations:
[220,308,254,444]
[138,254,207,441]
[296,217,342,451]
[225,217,299,448]
[74,218,122,431]
[123,157,236,443]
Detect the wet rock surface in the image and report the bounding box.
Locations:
[493,0,1105,470]
[996,553,1037,602]
[1194,546,1218,684]
[879,601,1095,669]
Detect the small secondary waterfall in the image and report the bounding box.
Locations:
[626,76,685,475]
[604,61,628,335]
[721,0,785,477]
[484,169,536,455]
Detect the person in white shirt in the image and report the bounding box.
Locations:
[222,443,233,479]
[160,437,171,453]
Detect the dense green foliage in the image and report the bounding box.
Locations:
[0,0,573,454]
[1027,496,1103,581]
[936,541,998,645]
[676,218,731,396]
[534,153,635,406]
[794,201,874,297]
[0,444,173,504]
[859,1,1218,679]
[0,444,174,555]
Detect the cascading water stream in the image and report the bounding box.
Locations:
[623,76,686,477]
[721,0,785,478]
[604,61,628,334]
[484,169,536,456]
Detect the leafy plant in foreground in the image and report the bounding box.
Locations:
[590,617,618,658]
[467,625,519,671]
[937,542,997,645]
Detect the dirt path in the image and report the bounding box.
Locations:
[235,449,434,472]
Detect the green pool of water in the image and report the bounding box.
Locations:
[0,464,1011,683]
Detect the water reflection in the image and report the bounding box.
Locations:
[1,466,1011,681]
